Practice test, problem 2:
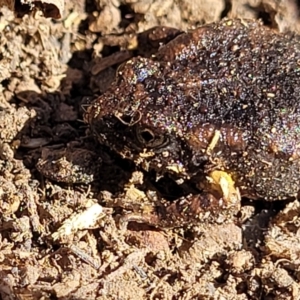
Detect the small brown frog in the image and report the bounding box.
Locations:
[85,19,300,227]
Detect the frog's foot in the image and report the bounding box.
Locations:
[119,170,241,228]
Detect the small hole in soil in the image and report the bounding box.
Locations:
[119,4,136,29]
[1,79,9,88]
[221,0,232,18]
[257,11,272,26]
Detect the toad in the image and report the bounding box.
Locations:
[85,19,300,227]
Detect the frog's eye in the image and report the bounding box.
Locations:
[135,127,168,149]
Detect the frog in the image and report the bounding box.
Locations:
[85,18,300,228]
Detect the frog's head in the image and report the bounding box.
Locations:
[85,57,204,178]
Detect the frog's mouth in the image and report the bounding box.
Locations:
[98,108,171,154]
[89,111,191,177]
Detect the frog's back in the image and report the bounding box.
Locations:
[156,19,300,200]
[87,19,300,201]
[155,19,300,129]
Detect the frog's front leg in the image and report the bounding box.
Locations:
[119,170,241,228]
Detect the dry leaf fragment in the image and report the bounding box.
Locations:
[52,203,105,241]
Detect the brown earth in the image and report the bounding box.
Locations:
[0,0,300,299]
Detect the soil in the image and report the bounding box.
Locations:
[1,1,300,299]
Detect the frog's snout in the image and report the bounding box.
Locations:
[114,110,142,126]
